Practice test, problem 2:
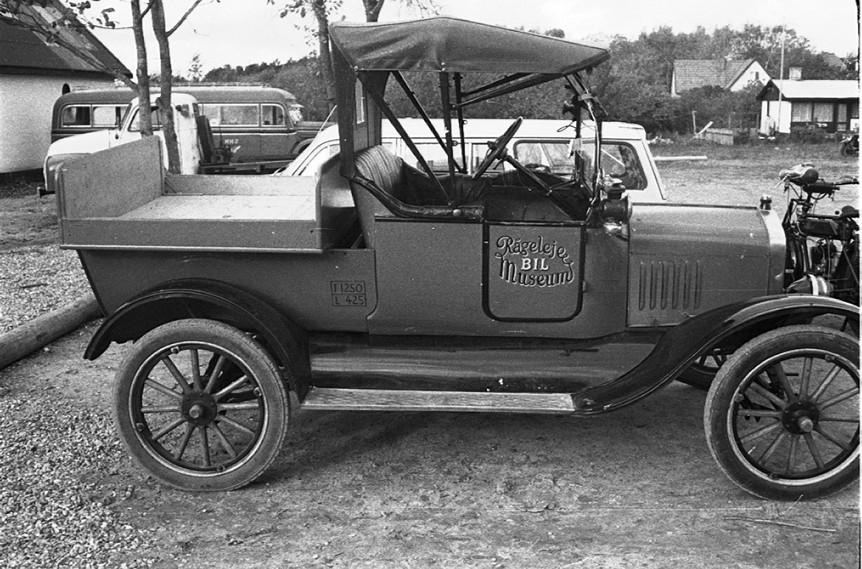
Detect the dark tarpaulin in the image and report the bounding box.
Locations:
[329,17,609,75]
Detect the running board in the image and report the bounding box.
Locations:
[300,388,575,414]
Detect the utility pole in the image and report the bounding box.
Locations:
[776,24,786,136]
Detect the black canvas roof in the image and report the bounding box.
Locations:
[329,17,609,75]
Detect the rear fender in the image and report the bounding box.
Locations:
[571,295,858,415]
[85,279,310,396]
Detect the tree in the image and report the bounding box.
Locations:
[267,0,439,108]
[188,53,204,82]
[1,0,210,172]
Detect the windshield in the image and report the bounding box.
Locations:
[576,141,647,191]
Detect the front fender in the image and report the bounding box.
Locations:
[85,279,310,395]
[571,295,858,415]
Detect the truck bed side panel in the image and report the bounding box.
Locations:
[80,249,376,333]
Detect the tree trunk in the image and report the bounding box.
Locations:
[363,0,385,22]
[0,293,101,371]
[311,0,336,110]
[150,0,182,174]
[130,0,153,136]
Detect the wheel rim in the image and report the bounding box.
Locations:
[692,350,728,375]
[728,348,859,485]
[128,341,269,477]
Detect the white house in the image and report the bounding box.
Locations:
[671,59,769,97]
[0,1,130,173]
[757,79,859,135]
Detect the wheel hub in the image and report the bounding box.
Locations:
[781,400,820,435]
[181,392,218,426]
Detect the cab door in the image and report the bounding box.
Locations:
[366,191,585,335]
[484,222,584,321]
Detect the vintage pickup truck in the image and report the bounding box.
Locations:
[55,18,858,500]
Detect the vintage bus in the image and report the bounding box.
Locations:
[50,85,324,164]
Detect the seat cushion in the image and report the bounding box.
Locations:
[354,146,404,195]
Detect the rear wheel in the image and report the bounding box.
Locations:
[704,325,859,500]
[114,319,290,491]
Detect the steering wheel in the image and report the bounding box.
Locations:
[472,117,523,179]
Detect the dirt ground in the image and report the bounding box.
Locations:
[0,143,859,568]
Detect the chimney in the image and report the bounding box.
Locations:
[788,66,803,80]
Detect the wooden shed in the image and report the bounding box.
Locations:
[757,79,859,135]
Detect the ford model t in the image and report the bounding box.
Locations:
[54,18,858,499]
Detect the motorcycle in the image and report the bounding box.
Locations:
[839,133,858,156]
[780,164,859,304]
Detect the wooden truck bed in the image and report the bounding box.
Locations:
[57,137,349,253]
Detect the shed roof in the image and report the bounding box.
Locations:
[759,79,859,100]
[673,59,758,91]
[0,0,129,77]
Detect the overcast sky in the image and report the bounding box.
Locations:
[91,0,860,77]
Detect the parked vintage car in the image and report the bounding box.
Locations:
[280,119,666,202]
[54,18,858,500]
[44,86,329,194]
[50,85,322,160]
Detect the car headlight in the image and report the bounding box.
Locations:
[43,153,86,195]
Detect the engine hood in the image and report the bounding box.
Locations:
[46,129,122,159]
[626,203,785,327]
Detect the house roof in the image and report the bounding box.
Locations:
[673,59,758,91]
[0,0,129,78]
[758,79,859,100]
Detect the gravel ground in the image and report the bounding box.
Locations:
[0,392,155,568]
[0,244,91,333]
[0,180,152,567]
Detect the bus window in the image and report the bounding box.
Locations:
[262,104,285,126]
[61,105,91,127]
[220,104,259,126]
[201,104,220,125]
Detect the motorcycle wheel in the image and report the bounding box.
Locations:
[832,245,859,305]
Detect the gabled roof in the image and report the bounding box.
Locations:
[0,0,129,77]
[673,59,759,91]
[757,79,859,100]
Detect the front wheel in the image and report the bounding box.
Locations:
[114,319,290,491]
[704,325,859,500]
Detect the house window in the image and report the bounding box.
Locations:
[813,103,833,124]
[838,104,848,125]
[791,103,812,122]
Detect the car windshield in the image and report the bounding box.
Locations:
[577,141,647,190]
[512,140,573,175]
